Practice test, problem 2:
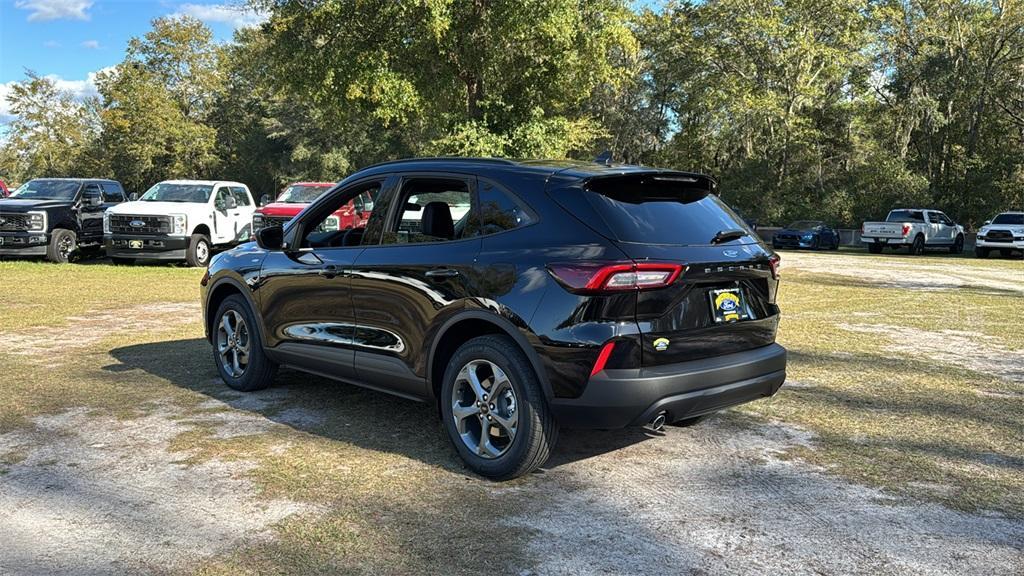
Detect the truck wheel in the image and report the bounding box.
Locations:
[213,294,277,391]
[911,234,925,256]
[45,229,76,263]
[950,234,964,254]
[1000,249,1012,258]
[110,257,135,265]
[185,234,211,267]
[868,243,883,254]
[441,335,558,480]
[974,247,989,258]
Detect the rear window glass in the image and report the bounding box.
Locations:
[887,210,925,223]
[583,176,752,245]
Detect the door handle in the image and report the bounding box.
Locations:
[425,268,459,279]
[319,264,341,278]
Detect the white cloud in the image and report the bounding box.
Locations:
[81,39,100,49]
[15,0,93,22]
[0,67,115,125]
[173,3,268,30]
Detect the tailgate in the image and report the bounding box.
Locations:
[862,222,904,238]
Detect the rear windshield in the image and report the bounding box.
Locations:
[583,175,753,245]
[886,210,925,223]
[992,213,1024,225]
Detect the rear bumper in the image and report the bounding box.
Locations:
[549,343,787,428]
[104,234,188,260]
[861,236,909,246]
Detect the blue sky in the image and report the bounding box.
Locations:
[0,0,265,121]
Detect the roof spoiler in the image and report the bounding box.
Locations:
[586,171,718,203]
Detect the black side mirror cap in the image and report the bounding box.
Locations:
[255,225,284,251]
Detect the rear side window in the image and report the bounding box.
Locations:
[582,175,751,245]
[468,181,534,237]
[385,178,472,244]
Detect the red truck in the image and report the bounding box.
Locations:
[0,180,9,197]
[252,182,373,233]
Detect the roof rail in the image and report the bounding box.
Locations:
[361,157,519,170]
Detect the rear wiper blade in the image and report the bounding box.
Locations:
[711,229,746,244]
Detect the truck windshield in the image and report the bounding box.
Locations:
[140,183,214,203]
[992,213,1024,225]
[9,179,81,201]
[886,210,925,223]
[277,185,330,204]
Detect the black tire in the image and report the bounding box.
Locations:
[440,334,558,480]
[110,257,135,265]
[45,229,76,263]
[975,246,989,258]
[212,294,277,392]
[911,234,925,256]
[185,233,212,267]
[950,234,964,254]
[868,243,883,254]
[670,415,708,428]
[1000,249,1012,258]
[831,236,840,250]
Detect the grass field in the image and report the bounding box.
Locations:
[0,250,1021,575]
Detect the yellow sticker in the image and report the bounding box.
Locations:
[653,337,670,351]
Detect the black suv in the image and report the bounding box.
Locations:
[0,178,128,263]
[201,158,786,479]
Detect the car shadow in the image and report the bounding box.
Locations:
[106,338,653,476]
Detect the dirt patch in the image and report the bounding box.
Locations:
[838,323,1024,382]
[783,252,1024,294]
[0,405,309,575]
[1,302,200,359]
[513,417,1024,575]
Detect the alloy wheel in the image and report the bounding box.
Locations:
[451,359,519,459]
[216,309,250,378]
[58,235,74,260]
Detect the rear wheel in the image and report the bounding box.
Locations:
[950,234,964,254]
[975,246,989,258]
[910,234,925,256]
[45,229,76,263]
[441,335,557,480]
[186,233,211,267]
[213,294,277,391]
[868,243,883,254]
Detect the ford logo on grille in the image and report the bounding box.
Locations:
[722,249,739,257]
[129,219,146,228]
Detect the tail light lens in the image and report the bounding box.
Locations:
[769,254,781,279]
[548,261,684,294]
[902,224,911,236]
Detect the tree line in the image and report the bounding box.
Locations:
[2,0,1022,228]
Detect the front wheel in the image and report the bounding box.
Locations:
[868,243,883,254]
[186,233,212,267]
[213,294,277,391]
[441,335,558,480]
[45,229,77,263]
[950,234,964,254]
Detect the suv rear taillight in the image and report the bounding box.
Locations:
[548,261,684,294]
[769,254,781,279]
[902,224,911,236]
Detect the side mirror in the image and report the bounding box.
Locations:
[225,196,238,210]
[984,220,991,226]
[255,225,284,251]
[83,190,103,207]
[259,194,271,207]
[129,193,139,201]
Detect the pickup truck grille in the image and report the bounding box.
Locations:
[109,214,171,235]
[253,215,293,232]
[984,230,1013,243]
[0,213,30,231]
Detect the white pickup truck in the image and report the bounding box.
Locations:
[975,211,1024,258]
[861,208,965,255]
[104,180,256,267]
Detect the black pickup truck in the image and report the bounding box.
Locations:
[0,178,128,263]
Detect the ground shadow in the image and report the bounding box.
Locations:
[106,338,653,476]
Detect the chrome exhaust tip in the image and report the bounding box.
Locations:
[648,412,667,432]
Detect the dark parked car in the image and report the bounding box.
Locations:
[0,178,127,262]
[772,220,840,250]
[201,158,786,479]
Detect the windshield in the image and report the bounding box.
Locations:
[992,213,1024,225]
[786,221,821,230]
[277,185,330,204]
[886,210,925,223]
[140,183,214,203]
[10,179,81,201]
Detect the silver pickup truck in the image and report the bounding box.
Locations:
[861,208,965,255]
